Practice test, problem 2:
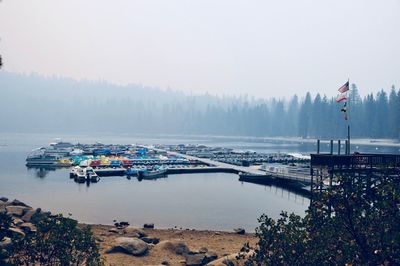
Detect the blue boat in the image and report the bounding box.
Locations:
[110,160,121,167]
[93,149,111,156]
[125,167,147,176]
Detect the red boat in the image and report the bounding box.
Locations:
[122,159,133,166]
[90,160,101,167]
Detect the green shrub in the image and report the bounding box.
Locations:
[246,174,400,265]
[0,212,12,265]
[7,214,103,266]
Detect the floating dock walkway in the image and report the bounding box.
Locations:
[147,146,312,190]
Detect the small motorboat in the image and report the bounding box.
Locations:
[125,167,146,176]
[139,167,167,180]
[74,167,87,182]
[70,166,81,178]
[85,167,99,182]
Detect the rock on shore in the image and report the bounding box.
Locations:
[1,197,258,265]
[106,237,148,256]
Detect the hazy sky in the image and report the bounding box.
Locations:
[0,0,399,98]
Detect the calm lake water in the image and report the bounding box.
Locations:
[0,133,398,231]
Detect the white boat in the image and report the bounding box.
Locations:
[73,167,99,182]
[26,149,64,166]
[85,167,99,182]
[69,166,81,178]
[140,168,167,180]
[70,148,84,156]
[74,167,87,182]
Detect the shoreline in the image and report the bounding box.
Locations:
[1,132,399,148]
[87,223,257,266]
[1,197,257,266]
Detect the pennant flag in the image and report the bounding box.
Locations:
[337,80,350,120]
[338,81,349,93]
[336,94,347,102]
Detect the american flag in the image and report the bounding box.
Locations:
[338,81,349,93]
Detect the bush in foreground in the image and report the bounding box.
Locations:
[245,173,400,265]
[1,213,103,265]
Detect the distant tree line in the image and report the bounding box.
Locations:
[297,84,400,139]
[0,72,399,139]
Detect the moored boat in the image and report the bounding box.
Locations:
[94,167,126,176]
[85,167,99,182]
[70,166,81,178]
[139,168,167,180]
[26,152,64,166]
[74,167,87,182]
[57,158,73,167]
[125,167,147,176]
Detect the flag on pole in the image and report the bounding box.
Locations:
[336,81,349,102]
[337,81,350,120]
[336,94,347,102]
[338,81,349,93]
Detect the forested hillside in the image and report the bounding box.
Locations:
[0,72,399,139]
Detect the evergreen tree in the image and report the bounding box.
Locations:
[287,95,299,136]
[298,92,312,138]
[388,86,398,138]
[376,90,389,137]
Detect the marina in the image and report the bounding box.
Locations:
[24,139,400,196]
[25,140,313,192]
[5,133,400,232]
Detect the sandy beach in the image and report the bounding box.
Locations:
[89,224,257,266]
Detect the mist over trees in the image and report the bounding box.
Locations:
[0,72,399,139]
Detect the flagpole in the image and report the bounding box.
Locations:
[347,78,350,154]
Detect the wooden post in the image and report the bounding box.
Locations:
[330,140,333,155]
[317,139,320,154]
[348,125,351,154]
[338,140,341,155]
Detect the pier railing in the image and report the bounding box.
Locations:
[311,153,400,168]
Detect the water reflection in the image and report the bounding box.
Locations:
[27,166,57,178]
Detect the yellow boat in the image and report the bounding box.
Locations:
[57,158,73,167]
[100,158,110,166]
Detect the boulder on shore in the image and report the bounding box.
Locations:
[6,206,30,217]
[0,197,8,202]
[206,251,254,266]
[143,223,155,229]
[141,236,160,244]
[7,227,26,238]
[233,228,245,235]
[12,217,24,226]
[108,228,119,234]
[0,237,12,249]
[20,222,37,233]
[155,239,190,255]
[205,251,218,262]
[21,208,40,222]
[124,227,147,238]
[106,237,148,256]
[186,254,207,266]
[10,199,29,207]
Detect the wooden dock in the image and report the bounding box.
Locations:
[157,148,312,189]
